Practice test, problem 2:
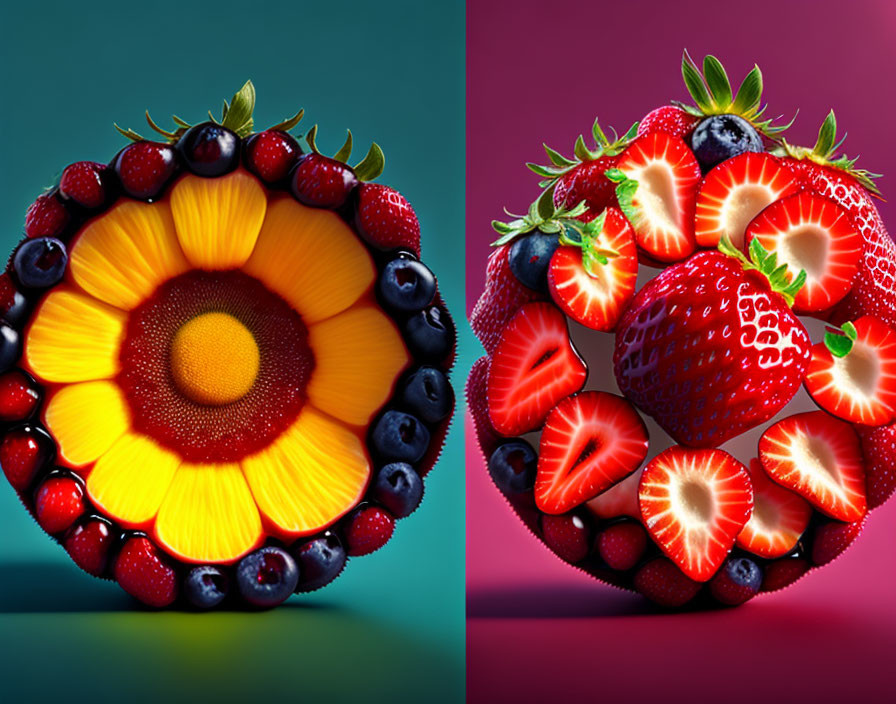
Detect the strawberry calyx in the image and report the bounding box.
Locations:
[675,51,793,139]
[304,125,385,182]
[824,321,859,358]
[114,80,305,143]
[603,168,639,226]
[491,184,587,244]
[776,110,882,195]
[526,118,639,188]
[718,234,807,307]
[556,209,621,277]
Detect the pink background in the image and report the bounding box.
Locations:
[466,1,896,701]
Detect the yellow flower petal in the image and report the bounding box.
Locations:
[25,287,126,383]
[87,432,180,525]
[242,407,370,535]
[155,462,262,563]
[69,200,189,309]
[243,198,375,324]
[170,171,267,270]
[307,305,409,425]
[44,381,130,468]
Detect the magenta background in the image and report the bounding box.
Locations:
[466,1,896,701]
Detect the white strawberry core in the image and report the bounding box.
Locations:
[832,341,880,398]
[679,479,714,524]
[776,224,830,279]
[636,163,680,234]
[722,184,776,249]
[792,434,842,488]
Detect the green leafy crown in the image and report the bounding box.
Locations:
[718,235,807,307]
[677,50,793,138]
[776,110,881,195]
[114,80,384,181]
[823,321,859,358]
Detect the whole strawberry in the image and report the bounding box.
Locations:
[614,240,811,447]
[778,112,895,327]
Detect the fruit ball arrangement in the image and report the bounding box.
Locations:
[469,53,896,607]
[0,82,456,609]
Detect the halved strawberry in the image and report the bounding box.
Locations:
[638,446,752,582]
[607,132,701,263]
[744,192,862,313]
[804,316,896,426]
[487,302,586,436]
[736,459,812,559]
[536,391,648,515]
[547,207,638,331]
[759,411,867,522]
[694,152,799,249]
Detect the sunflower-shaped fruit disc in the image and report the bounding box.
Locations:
[0,83,455,609]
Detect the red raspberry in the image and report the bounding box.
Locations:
[59,161,109,209]
[344,505,395,556]
[0,273,27,326]
[761,557,810,592]
[0,425,54,491]
[291,152,358,208]
[245,130,300,184]
[541,512,591,563]
[597,520,648,571]
[113,141,177,200]
[65,518,115,576]
[0,369,41,422]
[114,536,179,608]
[634,558,701,608]
[24,191,70,238]
[356,183,420,254]
[35,474,85,534]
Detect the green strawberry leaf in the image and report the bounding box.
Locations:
[703,55,732,108]
[353,142,385,182]
[824,322,858,358]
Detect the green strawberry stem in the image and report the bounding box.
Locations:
[676,51,794,139]
[604,168,641,230]
[776,110,881,195]
[557,210,620,275]
[824,321,859,358]
[305,125,385,181]
[717,235,807,307]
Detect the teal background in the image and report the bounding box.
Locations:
[0,1,468,702]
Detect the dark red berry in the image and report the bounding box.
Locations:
[709,557,762,606]
[64,517,114,576]
[0,369,40,422]
[597,520,648,571]
[0,274,28,327]
[811,519,865,566]
[634,558,701,608]
[356,183,420,254]
[0,424,54,491]
[177,122,240,177]
[24,191,70,238]
[761,557,810,592]
[541,512,591,563]
[290,152,357,208]
[245,130,300,184]
[0,322,21,373]
[114,536,178,608]
[59,161,109,209]
[35,474,85,534]
[113,140,177,200]
[345,505,395,556]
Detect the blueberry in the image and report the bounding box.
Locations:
[176,122,241,177]
[690,114,763,171]
[0,323,20,373]
[724,556,762,590]
[488,440,537,494]
[236,546,299,608]
[400,366,453,424]
[371,410,430,463]
[404,305,454,361]
[371,462,424,518]
[293,531,346,593]
[184,565,230,609]
[378,258,436,312]
[13,238,67,289]
[508,231,560,291]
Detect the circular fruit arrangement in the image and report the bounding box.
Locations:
[1,82,455,609]
[470,53,896,608]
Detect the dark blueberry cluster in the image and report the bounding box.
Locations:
[1,104,456,610]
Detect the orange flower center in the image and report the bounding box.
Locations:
[170,312,260,406]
